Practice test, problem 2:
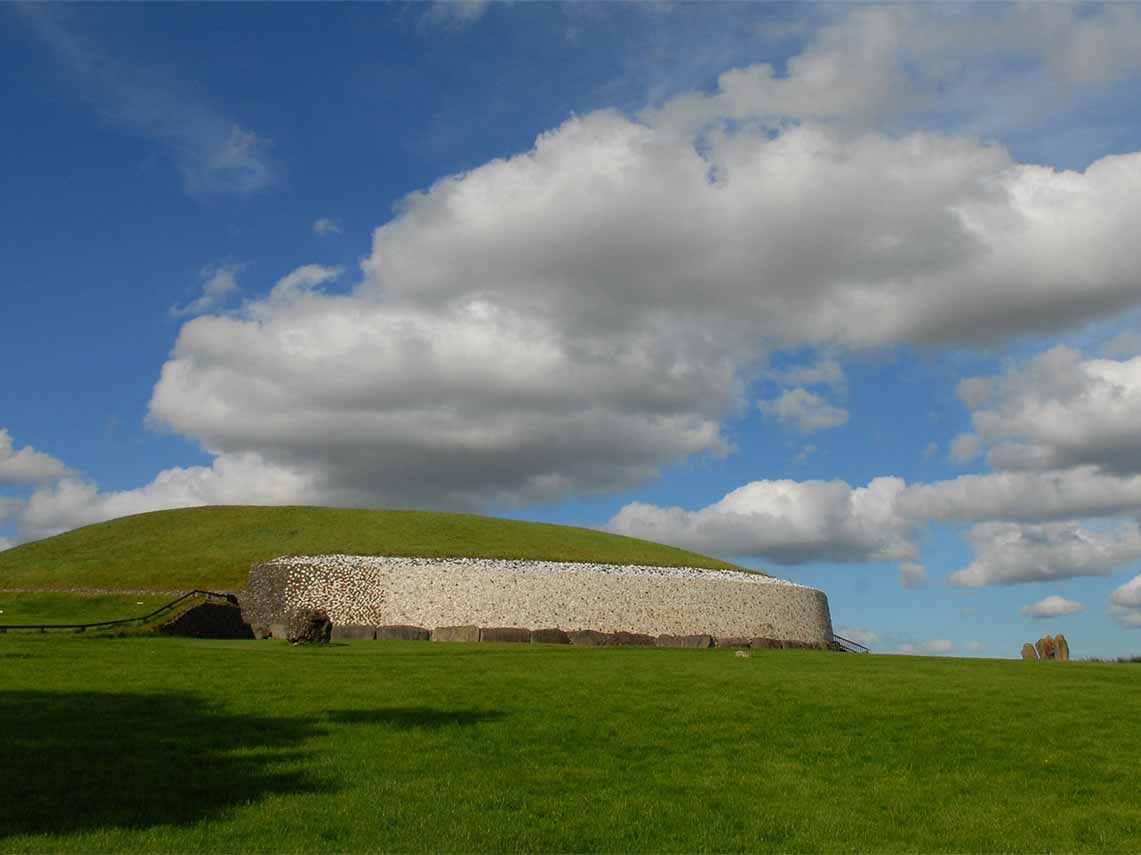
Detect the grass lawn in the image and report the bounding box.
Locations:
[2,636,1138,853]
[0,506,746,592]
[0,593,175,627]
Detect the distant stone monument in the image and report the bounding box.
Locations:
[1021,633,1069,661]
[1054,633,1070,661]
[1035,634,1057,660]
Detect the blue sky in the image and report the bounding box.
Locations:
[4,2,1141,658]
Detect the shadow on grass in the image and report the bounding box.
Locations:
[327,707,507,729]
[0,691,507,839]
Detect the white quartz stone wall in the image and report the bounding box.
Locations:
[243,556,834,645]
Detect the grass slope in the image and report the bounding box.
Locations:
[0,593,172,627]
[0,505,745,592]
[2,637,1139,853]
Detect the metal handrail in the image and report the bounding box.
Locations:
[0,589,236,632]
[832,633,870,653]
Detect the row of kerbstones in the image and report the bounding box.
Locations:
[241,555,834,646]
[330,624,826,649]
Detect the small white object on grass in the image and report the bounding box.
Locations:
[735,650,751,658]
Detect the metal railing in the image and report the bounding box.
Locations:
[832,633,870,653]
[0,590,236,633]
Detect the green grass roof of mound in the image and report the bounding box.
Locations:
[0,505,751,592]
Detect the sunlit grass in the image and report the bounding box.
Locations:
[0,593,173,627]
[2,635,1138,853]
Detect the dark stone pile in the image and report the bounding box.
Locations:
[160,602,254,639]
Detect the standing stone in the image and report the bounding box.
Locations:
[1020,642,1039,660]
[1035,635,1057,660]
[1054,634,1070,661]
[286,608,332,645]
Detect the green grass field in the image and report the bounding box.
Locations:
[0,593,174,627]
[0,505,746,592]
[2,635,1138,853]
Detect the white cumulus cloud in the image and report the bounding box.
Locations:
[949,433,982,464]
[1109,574,1141,627]
[759,387,849,434]
[899,561,927,589]
[959,347,1141,475]
[422,1,490,29]
[608,477,916,565]
[1021,594,1085,620]
[609,464,1141,571]
[312,218,340,236]
[0,429,71,485]
[170,263,241,318]
[837,627,878,647]
[950,520,1141,588]
[18,454,318,542]
[898,639,954,655]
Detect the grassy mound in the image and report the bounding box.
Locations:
[0,505,746,592]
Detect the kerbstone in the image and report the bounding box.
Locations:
[656,634,713,648]
[613,631,656,646]
[569,630,615,646]
[432,625,480,643]
[331,624,376,641]
[377,624,431,641]
[480,627,532,643]
[530,628,570,644]
[715,637,752,648]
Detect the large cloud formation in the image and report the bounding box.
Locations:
[610,335,1141,586]
[610,464,1141,569]
[142,115,1141,513]
[13,4,1141,554]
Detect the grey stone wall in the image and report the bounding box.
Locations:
[241,555,834,645]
